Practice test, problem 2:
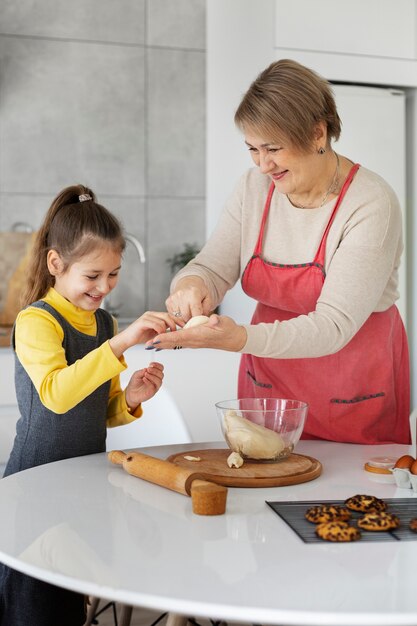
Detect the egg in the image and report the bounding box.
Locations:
[183,315,210,329]
[394,454,415,470]
[410,459,417,475]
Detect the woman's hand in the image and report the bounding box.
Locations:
[109,312,177,358]
[125,362,164,411]
[145,314,247,353]
[166,276,213,324]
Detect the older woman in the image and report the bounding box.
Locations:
[148,59,410,445]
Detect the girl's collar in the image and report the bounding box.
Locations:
[46,288,96,326]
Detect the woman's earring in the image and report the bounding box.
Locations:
[318,147,326,155]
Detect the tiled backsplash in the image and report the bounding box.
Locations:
[0,0,206,319]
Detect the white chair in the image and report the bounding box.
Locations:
[85,388,192,626]
[106,385,192,451]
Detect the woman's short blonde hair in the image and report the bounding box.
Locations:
[234,59,341,152]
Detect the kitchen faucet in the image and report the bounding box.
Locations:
[124,232,146,264]
[102,232,146,316]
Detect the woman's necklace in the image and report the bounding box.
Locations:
[287,152,340,209]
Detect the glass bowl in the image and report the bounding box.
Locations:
[215,398,308,462]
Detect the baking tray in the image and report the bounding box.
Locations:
[266,498,417,543]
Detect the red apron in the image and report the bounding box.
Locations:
[239,165,410,444]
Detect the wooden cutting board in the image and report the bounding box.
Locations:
[166,448,322,488]
[0,232,36,328]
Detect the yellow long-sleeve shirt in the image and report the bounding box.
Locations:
[14,288,142,427]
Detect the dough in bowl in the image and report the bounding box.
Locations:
[224,410,285,460]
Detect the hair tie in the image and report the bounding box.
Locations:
[79,193,92,202]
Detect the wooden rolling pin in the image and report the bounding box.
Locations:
[108,450,227,516]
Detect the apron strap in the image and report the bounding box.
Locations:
[253,182,275,256]
[313,163,360,265]
[254,164,360,260]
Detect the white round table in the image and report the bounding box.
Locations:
[0,440,416,626]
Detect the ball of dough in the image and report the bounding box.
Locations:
[183,315,210,329]
[227,451,244,468]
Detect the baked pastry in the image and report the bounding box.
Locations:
[344,494,387,513]
[409,518,417,533]
[305,504,352,524]
[357,511,400,531]
[315,521,361,542]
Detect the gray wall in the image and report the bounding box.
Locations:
[0,0,206,319]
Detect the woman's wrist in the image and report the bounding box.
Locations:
[234,325,248,351]
[173,275,205,292]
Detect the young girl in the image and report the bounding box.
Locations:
[0,184,177,626]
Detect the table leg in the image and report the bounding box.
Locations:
[119,603,133,626]
[84,596,100,625]
[166,613,188,626]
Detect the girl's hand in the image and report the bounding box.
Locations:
[125,362,164,411]
[109,312,177,358]
[145,314,247,353]
[166,276,213,325]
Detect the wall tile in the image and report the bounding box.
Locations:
[0,4,207,323]
[0,0,146,45]
[147,47,205,197]
[0,193,54,231]
[147,0,205,49]
[0,36,145,196]
[147,197,205,310]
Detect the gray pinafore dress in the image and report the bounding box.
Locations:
[0,301,114,626]
[4,300,113,475]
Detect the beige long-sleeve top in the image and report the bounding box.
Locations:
[173,165,404,359]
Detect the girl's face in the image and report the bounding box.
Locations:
[244,129,320,196]
[49,245,122,311]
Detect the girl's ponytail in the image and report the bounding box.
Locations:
[22,184,124,307]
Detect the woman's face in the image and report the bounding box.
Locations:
[244,130,319,195]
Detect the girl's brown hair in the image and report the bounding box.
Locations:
[234,59,341,152]
[23,184,125,306]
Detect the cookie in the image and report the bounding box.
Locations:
[305,504,352,524]
[344,494,387,513]
[315,521,361,542]
[409,518,417,533]
[357,511,400,531]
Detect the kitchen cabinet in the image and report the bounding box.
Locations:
[275,0,416,59]
[274,0,417,86]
